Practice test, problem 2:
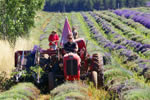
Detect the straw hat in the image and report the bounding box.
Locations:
[52,30,57,33]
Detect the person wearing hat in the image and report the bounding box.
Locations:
[64,34,78,53]
[72,27,78,39]
[48,30,59,50]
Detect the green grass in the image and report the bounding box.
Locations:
[39,12,66,49]
[50,82,110,100]
[121,88,150,100]
[30,11,53,45]
[50,82,89,100]
[1,7,150,100]
[75,12,105,54]
[0,83,40,100]
[103,11,150,40]
[89,11,150,77]
[80,11,150,99]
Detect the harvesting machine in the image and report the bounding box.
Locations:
[14,38,104,90]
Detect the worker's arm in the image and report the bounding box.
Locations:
[75,43,78,52]
[56,34,59,45]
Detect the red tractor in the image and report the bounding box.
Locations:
[15,38,104,90]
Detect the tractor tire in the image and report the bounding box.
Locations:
[92,53,104,88]
[48,72,55,90]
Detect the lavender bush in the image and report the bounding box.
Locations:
[114,9,150,29]
[104,11,150,37]
[146,2,150,7]
[82,12,150,80]
[96,12,148,44]
[90,12,150,58]
[0,83,40,100]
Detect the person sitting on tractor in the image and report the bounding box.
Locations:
[72,27,78,39]
[64,34,78,53]
[48,30,59,50]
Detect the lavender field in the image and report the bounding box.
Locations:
[1,7,150,100]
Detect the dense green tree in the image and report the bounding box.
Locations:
[0,0,45,45]
[128,0,135,7]
[44,0,147,11]
[93,0,100,10]
[0,0,148,46]
[84,0,94,10]
[99,0,105,10]
[109,0,116,9]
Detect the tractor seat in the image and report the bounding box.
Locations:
[75,38,87,60]
[75,38,86,51]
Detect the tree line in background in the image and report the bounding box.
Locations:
[44,0,148,12]
[0,0,45,46]
[0,0,149,46]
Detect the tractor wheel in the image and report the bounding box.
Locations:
[48,72,55,90]
[92,53,104,88]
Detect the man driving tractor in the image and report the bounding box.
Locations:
[64,34,78,53]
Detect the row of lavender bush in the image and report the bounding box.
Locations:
[104,11,150,38]
[81,12,150,100]
[146,1,150,7]
[81,12,150,79]
[93,12,150,58]
[96,12,150,45]
[114,9,150,29]
[89,12,150,78]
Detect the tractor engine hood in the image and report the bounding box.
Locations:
[63,53,81,81]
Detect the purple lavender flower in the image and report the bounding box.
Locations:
[114,9,150,29]
[146,1,150,7]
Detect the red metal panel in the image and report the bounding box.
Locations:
[63,53,81,81]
